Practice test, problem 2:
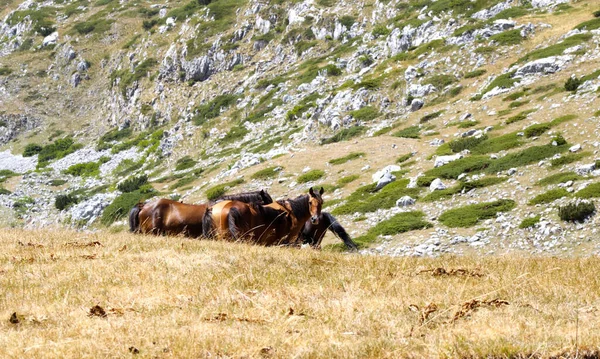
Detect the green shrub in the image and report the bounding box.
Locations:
[485,144,568,174]
[118,175,148,193]
[372,24,391,37]
[205,178,244,200]
[353,211,432,246]
[220,125,249,145]
[49,179,68,186]
[524,123,551,138]
[508,100,529,109]
[528,188,570,205]
[519,215,540,229]
[0,66,12,76]
[537,171,581,186]
[23,143,43,157]
[396,153,413,163]
[110,58,158,97]
[329,152,364,165]
[492,6,528,20]
[251,166,281,180]
[516,33,592,64]
[169,176,195,190]
[63,162,101,177]
[503,91,526,101]
[393,125,420,139]
[506,110,533,124]
[425,156,492,179]
[457,120,479,128]
[439,199,516,227]
[424,74,456,89]
[564,76,581,92]
[416,176,436,187]
[350,106,380,122]
[73,18,113,35]
[448,135,488,153]
[37,138,83,168]
[464,69,486,79]
[323,64,341,76]
[55,194,79,211]
[97,127,133,150]
[470,132,522,154]
[321,126,366,144]
[558,201,596,222]
[339,15,355,28]
[489,29,523,46]
[574,18,600,31]
[481,72,517,95]
[294,40,317,54]
[332,179,420,215]
[422,176,506,202]
[575,183,600,199]
[101,188,156,226]
[550,152,591,167]
[0,187,11,195]
[297,169,325,183]
[193,94,239,125]
[175,156,197,171]
[420,111,443,123]
[594,10,600,17]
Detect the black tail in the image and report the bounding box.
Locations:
[202,208,216,238]
[228,207,243,241]
[128,204,142,233]
[323,212,358,251]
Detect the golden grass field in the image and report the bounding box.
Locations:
[1,229,600,358]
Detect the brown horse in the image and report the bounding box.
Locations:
[202,201,290,245]
[300,212,358,251]
[128,190,273,237]
[204,187,324,246]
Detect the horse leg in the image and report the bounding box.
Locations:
[227,207,243,241]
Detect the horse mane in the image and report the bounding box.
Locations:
[213,190,271,204]
[278,194,310,219]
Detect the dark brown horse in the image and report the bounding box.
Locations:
[128,190,273,237]
[202,200,290,245]
[204,187,324,246]
[300,212,358,251]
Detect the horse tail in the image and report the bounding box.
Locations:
[228,207,243,241]
[202,207,215,238]
[323,212,358,251]
[128,203,143,233]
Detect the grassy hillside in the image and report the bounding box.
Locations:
[1,229,600,357]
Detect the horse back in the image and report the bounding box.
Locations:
[209,200,236,238]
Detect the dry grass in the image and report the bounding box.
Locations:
[1,229,600,358]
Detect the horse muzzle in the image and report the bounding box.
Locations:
[310,216,319,224]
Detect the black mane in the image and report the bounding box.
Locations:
[213,190,273,205]
[278,194,310,219]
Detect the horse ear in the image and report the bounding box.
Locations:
[319,187,324,195]
[309,187,315,197]
[260,189,265,195]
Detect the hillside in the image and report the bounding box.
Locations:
[0,0,599,255]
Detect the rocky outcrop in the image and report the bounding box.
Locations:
[0,114,40,145]
[514,56,572,77]
[0,150,37,173]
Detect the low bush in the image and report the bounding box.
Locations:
[524,123,551,138]
[574,18,600,31]
[393,125,420,139]
[23,143,43,157]
[457,120,479,128]
[193,94,239,125]
[448,135,488,153]
[485,144,568,174]
[175,156,197,171]
[37,137,83,168]
[0,187,11,195]
[332,179,420,215]
[0,66,12,76]
[118,175,148,193]
[519,215,540,229]
[489,29,523,46]
[506,110,535,124]
[481,72,517,95]
[425,155,492,179]
[424,74,456,89]
[351,106,380,122]
[464,69,486,79]
[549,114,577,127]
[55,194,79,211]
[470,132,523,154]
[321,126,366,144]
[528,188,570,205]
[422,176,506,202]
[558,201,596,222]
[438,199,516,227]
[396,153,414,164]
[297,169,325,183]
[516,33,592,64]
[353,211,432,247]
[251,166,281,180]
[329,152,364,165]
[564,76,581,92]
[536,171,581,186]
[575,183,600,199]
[101,187,157,226]
[205,178,244,200]
[63,161,101,177]
[550,152,591,167]
[420,111,443,123]
[416,176,436,187]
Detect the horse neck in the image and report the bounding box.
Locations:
[283,195,311,223]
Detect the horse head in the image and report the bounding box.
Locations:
[308,187,324,225]
[260,189,274,204]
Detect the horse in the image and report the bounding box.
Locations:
[128,189,273,237]
[210,189,273,205]
[205,187,324,246]
[300,212,358,251]
[202,201,290,245]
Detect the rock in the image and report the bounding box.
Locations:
[77,60,89,72]
[410,98,424,111]
[159,8,167,18]
[255,16,271,35]
[376,172,396,191]
[576,163,596,175]
[429,178,446,191]
[182,56,213,82]
[69,193,118,225]
[531,0,569,8]
[71,73,81,87]
[515,56,572,77]
[430,138,445,146]
[396,196,416,207]
[361,165,370,171]
[434,153,463,168]
[472,1,511,20]
[372,165,401,182]
[0,114,40,145]
[408,83,437,97]
[405,66,418,81]
[42,32,58,47]
[569,144,581,153]
[0,150,37,173]
[386,28,412,56]
[507,168,517,176]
